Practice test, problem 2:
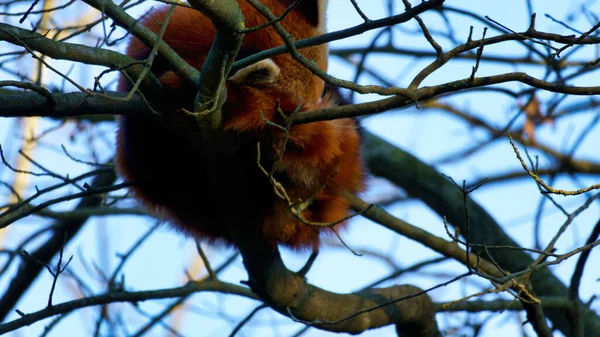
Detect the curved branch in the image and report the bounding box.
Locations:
[228,228,441,336]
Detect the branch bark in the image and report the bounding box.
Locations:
[187,0,245,128]
[229,228,441,336]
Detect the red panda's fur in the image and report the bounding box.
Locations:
[115,0,365,250]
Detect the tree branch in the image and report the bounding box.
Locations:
[228,227,441,336]
[0,22,161,94]
[361,132,600,337]
[0,169,117,321]
[0,280,256,334]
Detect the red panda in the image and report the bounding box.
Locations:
[115,0,365,250]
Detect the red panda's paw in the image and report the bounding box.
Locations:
[222,58,286,132]
[281,192,354,251]
[159,71,182,90]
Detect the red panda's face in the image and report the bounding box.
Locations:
[224,57,289,126]
[221,56,333,132]
[220,1,329,120]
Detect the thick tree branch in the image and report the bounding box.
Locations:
[361,132,600,337]
[228,228,441,336]
[0,91,147,119]
[187,0,245,128]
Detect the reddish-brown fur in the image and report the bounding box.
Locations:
[115,0,365,250]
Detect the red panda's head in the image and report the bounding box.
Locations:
[123,0,330,130]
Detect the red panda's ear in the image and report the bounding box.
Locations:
[283,0,327,28]
[228,59,281,86]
